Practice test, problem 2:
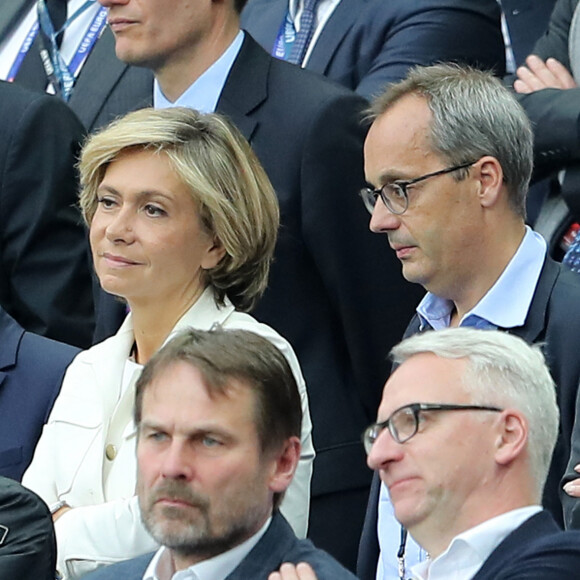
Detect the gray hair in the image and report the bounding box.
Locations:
[370,64,533,218]
[79,107,279,312]
[391,328,558,500]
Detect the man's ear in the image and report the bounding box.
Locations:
[268,437,301,494]
[494,409,528,466]
[474,156,504,209]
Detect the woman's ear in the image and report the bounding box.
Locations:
[201,237,227,270]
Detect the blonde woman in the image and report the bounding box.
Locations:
[23,107,314,580]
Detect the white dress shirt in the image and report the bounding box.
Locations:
[409,506,542,580]
[143,517,271,580]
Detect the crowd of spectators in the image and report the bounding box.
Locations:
[3,1,580,579]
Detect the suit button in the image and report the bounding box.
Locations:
[105,444,117,461]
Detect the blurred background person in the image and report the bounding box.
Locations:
[0,80,94,347]
[0,0,153,131]
[0,306,79,481]
[22,107,314,580]
[241,0,506,99]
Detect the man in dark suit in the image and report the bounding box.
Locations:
[364,328,580,579]
[275,328,580,580]
[240,0,506,99]
[97,0,426,567]
[357,63,580,579]
[0,306,78,481]
[0,80,94,348]
[82,328,355,580]
[1,0,153,132]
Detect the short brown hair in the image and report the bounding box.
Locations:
[134,327,302,509]
[134,327,302,454]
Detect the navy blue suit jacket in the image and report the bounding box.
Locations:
[241,0,505,99]
[0,308,78,481]
[83,512,357,580]
[0,80,94,347]
[502,0,558,67]
[472,510,580,579]
[357,257,580,578]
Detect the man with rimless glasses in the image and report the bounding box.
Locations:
[357,64,580,580]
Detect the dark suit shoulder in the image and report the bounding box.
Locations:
[0,309,79,480]
[229,513,357,579]
[82,552,154,580]
[473,511,580,579]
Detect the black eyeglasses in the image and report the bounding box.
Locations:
[362,402,502,454]
[360,161,477,216]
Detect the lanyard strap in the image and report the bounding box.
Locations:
[7,0,107,100]
[397,527,408,580]
[272,11,295,60]
[6,21,40,82]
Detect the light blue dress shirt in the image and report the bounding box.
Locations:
[154,31,244,113]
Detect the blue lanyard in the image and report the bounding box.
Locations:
[272,10,295,60]
[6,21,40,82]
[7,1,108,100]
[68,5,108,78]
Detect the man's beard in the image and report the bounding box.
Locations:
[140,479,263,561]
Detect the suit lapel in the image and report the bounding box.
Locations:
[305,0,360,74]
[226,513,296,579]
[216,35,268,142]
[507,257,559,343]
[0,310,24,371]
[472,511,556,579]
[0,0,34,41]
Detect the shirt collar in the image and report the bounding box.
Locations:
[417,227,547,331]
[409,506,542,580]
[143,516,272,580]
[154,30,244,112]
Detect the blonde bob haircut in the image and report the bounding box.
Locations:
[79,107,280,312]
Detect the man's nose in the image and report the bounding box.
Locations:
[160,441,194,481]
[366,427,404,471]
[369,199,402,233]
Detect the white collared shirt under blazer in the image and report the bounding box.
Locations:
[22,287,314,580]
